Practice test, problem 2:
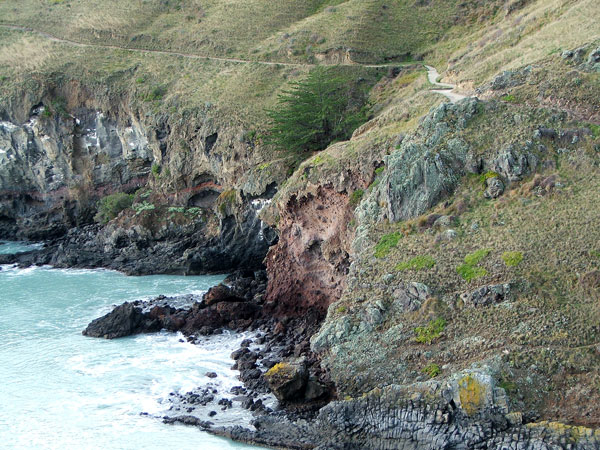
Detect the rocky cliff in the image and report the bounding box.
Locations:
[0,79,280,273]
[1,0,599,448]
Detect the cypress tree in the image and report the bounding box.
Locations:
[266,66,368,154]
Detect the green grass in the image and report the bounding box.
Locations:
[414,318,446,345]
[479,171,501,186]
[464,248,492,266]
[501,94,517,103]
[502,251,524,267]
[421,363,441,378]
[456,264,487,282]
[396,255,435,272]
[374,232,402,258]
[349,189,364,207]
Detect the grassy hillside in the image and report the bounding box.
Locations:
[0,0,533,64]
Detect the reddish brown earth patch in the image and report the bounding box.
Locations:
[264,184,355,319]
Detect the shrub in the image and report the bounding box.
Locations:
[374,232,402,258]
[502,251,523,267]
[396,255,435,271]
[349,189,364,207]
[132,201,155,215]
[422,363,441,378]
[145,85,167,102]
[414,318,446,345]
[95,192,133,223]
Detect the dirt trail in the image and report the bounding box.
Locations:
[425,65,468,102]
[0,23,394,69]
[2,24,470,103]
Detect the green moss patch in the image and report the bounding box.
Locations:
[502,251,524,267]
[374,232,402,258]
[414,317,446,345]
[396,255,435,271]
[464,248,492,266]
[456,264,487,282]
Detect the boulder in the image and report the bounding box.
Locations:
[82,302,159,339]
[203,284,246,306]
[264,357,308,402]
[460,283,512,307]
[483,176,504,199]
[304,377,328,401]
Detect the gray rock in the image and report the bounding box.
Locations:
[483,176,505,199]
[460,283,512,307]
[435,229,458,242]
[304,377,328,401]
[393,282,430,312]
[588,47,600,65]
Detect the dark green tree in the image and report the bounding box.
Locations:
[266,66,369,154]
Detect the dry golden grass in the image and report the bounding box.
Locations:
[0,35,55,71]
[438,0,600,85]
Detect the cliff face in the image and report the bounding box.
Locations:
[0,81,280,272]
[262,137,388,319]
[1,0,600,447]
[0,93,151,238]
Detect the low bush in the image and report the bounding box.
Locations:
[95,192,133,223]
[414,318,446,345]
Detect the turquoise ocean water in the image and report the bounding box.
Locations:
[0,241,263,449]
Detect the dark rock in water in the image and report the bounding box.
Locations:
[231,347,250,360]
[264,357,308,402]
[82,302,159,339]
[163,415,213,428]
[203,284,245,306]
[206,372,218,378]
[218,398,233,410]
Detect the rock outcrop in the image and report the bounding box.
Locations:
[83,302,159,339]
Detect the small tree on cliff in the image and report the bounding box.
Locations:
[266,66,368,154]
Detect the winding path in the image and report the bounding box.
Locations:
[2,23,468,103]
[0,23,385,69]
[425,65,468,102]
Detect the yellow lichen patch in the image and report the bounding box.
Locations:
[265,362,292,378]
[457,375,486,416]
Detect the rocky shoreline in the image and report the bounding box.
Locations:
[74,261,600,450]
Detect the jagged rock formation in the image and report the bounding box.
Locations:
[1,1,600,447]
